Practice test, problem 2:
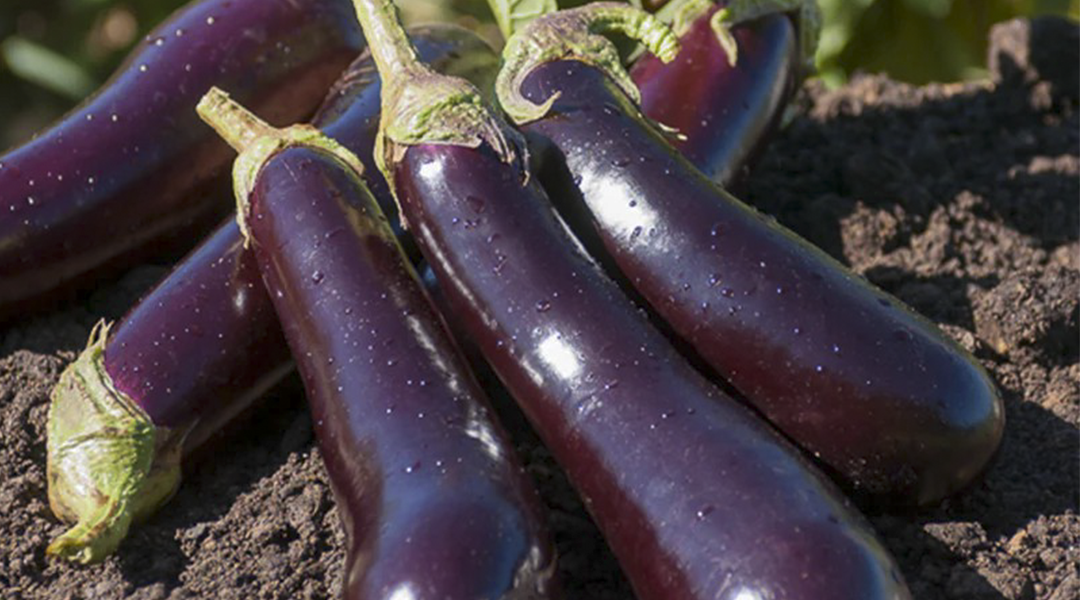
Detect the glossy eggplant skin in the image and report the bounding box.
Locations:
[393,142,910,600]
[104,218,291,447]
[44,24,503,565]
[631,5,798,187]
[100,23,495,442]
[0,0,364,322]
[313,24,498,261]
[45,215,295,564]
[248,147,555,600]
[314,24,498,213]
[521,60,1004,508]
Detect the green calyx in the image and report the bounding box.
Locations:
[349,0,525,185]
[496,2,680,125]
[375,66,527,185]
[46,320,184,564]
[196,87,367,245]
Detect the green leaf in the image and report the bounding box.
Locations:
[1,35,95,100]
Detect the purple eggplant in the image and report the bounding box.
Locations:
[354,0,910,597]
[0,0,364,323]
[631,0,803,186]
[45,24,500,564]
[46,218,291,565]
[198,90,556,600]
[497,5,1004,508]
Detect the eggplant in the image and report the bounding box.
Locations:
[354,0,911,597]
[198,89,557,600]
[631,0,806,186]
[45,24,500,564]
[497,5,1004,508]
[46,219,291,565]
[0,0,364,323]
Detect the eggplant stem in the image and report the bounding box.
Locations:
[496,3,680,125]
[349,0,526,184]
[197,87,367,245]
[196,87,277,153]
[351,0,424,82]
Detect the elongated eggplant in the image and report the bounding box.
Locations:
[199,90,556,600]
[497,6,1004,508]
[46,219,292,565]
[631,0,806,186]
[45,24,500,565]
[0,0,364,323]
[355,0,910,597]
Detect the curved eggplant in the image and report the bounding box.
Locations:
[351,0,912,597]
[395,137,911,600]
[498,6,1004,508]
[200,91,556,600]
[46,218,290,565]
[394,111,910,600]
[0,0,364,322]
[632,2,798,186]
[45,24,499,565]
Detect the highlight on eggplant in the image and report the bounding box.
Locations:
[352,0,912,597]
[198,88,557,599]
[0,0,364,323]
[44,23,501,565]
[497,4,1004,508]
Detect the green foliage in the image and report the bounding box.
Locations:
[817,0,1079,86]
[1,36,96,99]
[0,0,191,149]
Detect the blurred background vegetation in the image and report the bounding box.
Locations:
[1,0,1076,150]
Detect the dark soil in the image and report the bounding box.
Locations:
[1,17,1077,600]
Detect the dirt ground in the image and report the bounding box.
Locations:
[1,17,1076,600]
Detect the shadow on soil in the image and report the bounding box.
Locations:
[112,381,306,593]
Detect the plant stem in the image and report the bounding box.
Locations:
[197,86,366,244]
[351,0,425,85]
[346,0,525,177]
[196,87,278,154]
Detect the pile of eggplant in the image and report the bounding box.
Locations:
[12,0,1005,596]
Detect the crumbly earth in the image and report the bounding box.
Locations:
[1,19,1076,600]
